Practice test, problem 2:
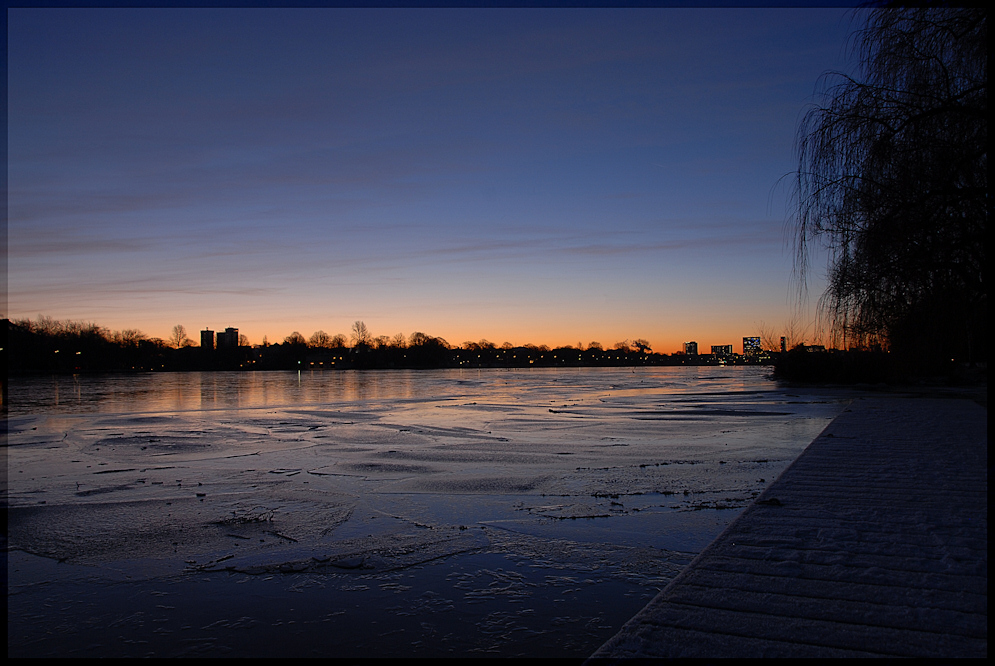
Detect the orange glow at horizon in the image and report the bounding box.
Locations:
[73,307,818,357]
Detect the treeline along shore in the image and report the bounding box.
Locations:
[6,317,775,375]
[6,318,981,391]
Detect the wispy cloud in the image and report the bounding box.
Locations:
[6,8,850,345]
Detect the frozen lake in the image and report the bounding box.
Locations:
[7,367,853,657]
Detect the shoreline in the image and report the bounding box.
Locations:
[7,367,846,657]
[590,395,988,659]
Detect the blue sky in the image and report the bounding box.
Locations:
[7,7,860,351]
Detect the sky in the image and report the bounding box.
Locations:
[7,7,862,353]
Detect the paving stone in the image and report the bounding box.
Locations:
[590,397,987,659]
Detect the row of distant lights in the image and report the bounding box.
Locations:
[51,347,749,365]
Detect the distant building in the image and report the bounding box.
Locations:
[743,336,761,357]
[683,341,698,356]
[201,329,215,351]
[217,327,239,349]
[711,344,733,356]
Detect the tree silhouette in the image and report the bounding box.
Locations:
[309,330,331,348]
[409,331,431,347]
[794,8,986,367]
[114,329,147,346]
[168,324,189,349]
[758,321,779,353]
[284,331,307,346]
[352,321,371,348]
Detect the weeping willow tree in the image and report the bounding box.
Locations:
[794,8,986,369]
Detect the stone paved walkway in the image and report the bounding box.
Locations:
[590,396,987,659]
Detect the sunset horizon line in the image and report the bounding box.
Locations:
[7,313,812,356]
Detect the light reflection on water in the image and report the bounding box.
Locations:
[11,369,425,413]
[7,367,854,658]
[10,366,777,415]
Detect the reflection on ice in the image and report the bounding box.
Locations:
[7,367,854,657]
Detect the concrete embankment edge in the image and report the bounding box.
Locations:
[588,396,988,659]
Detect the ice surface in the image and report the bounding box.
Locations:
[6,367,856,657]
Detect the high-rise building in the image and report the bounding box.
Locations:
[743,336,761,357]
[217,327,239,349]
[201,329,215,351]
[711,344,733,356]
[683,341,698,355]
